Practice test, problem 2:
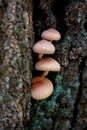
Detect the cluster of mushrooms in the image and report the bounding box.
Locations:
[32,28,61,100]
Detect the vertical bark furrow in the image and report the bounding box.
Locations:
[66,1,87,130]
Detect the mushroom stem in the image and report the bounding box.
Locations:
[41,71,49,77]
[32,76,44,84]
[38,53,43,60]
[49,40,52,43]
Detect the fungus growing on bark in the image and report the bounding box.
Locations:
[31,77,53,100]
[35,57,61,77]
[33,39,55,59]
[32,28,61,100]
[32,76,44,84]
[41,28,61,42]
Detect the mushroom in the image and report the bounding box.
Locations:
[31,28,61,101]
[35,57,61,77]
[41,28,61,42]
[32,76,44,84]
[33,39,55,59]
[31,77,53,100]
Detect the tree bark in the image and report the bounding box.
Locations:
[0,0,87,130]
[0,0,33,129]
[30,0,87,130]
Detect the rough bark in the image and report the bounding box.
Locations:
[30,0,87,130]
[0,0,87,130]
[0,0,33,129]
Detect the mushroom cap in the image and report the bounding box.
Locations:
[33,39,55,54]
[41,28,61,41]
[35,57,61,71]
[32,76,44,84]
[31,77,53,100]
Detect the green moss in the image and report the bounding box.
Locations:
[66,88,71,96]
[30,74,63,130]
[30,72,78,129]
[55,74,63,84]
[63,35,71,45]
[83,32,87,38]
[61,34,71,52]
[74,81,80,88]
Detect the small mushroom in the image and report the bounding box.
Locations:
[41,28,61,42]
[35,57,61,77]
[32,76,44,84]
[33,39,55,59]
[31,77,53,100]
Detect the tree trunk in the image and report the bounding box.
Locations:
[0,0,33,129]
[29,0,87,130]
[0,0,87,130]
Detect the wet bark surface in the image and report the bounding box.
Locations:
[29,0,87,130]
[0,0,33,129]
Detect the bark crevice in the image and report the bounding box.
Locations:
[70,56,87,130]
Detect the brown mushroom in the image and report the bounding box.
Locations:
[32,76,44,84]
[31,77,53,100]
[33,39,55,59]
[41,28,61,42]
[35,57,61,77]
